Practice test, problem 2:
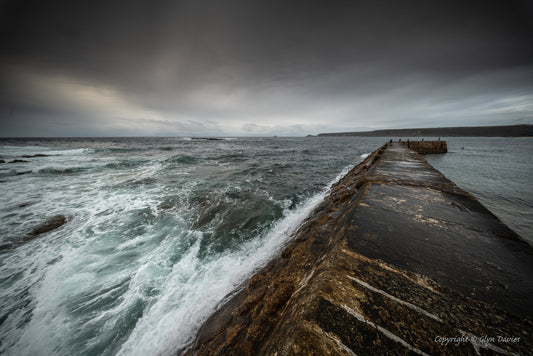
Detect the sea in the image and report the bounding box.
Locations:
[0,136,531,355]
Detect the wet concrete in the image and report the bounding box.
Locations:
[185,142,533,356]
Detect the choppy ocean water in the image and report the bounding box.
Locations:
[0,136,531,355]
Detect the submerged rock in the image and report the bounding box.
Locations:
[158,203,174,210]
[0,242,15,251]
[31,215,67,235]
[8,159,29,164]
[0,159,5,163]
[21,154,51,158]
[2,215,70,251]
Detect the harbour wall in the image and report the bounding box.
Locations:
[404,140,447,154]
[184,142,533,356]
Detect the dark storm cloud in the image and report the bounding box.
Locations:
[1,0,532,136]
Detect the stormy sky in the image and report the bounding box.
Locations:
[1,0,532,137]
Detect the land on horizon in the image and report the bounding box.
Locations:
[317,124,533,137]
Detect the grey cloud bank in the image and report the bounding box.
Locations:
[1,0,532,136]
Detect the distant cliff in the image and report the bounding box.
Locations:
[317,124,533,137]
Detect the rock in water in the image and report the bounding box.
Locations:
[31,215,67,235]
[158,203,174,210]
[21,154,51,158]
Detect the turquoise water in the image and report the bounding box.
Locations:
[0,137,531,355]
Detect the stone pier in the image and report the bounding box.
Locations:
[405,140,447,154]
[184,142,533,356]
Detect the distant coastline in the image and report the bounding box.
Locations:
[317,124,533,137]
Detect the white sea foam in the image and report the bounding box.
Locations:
[116,164,355,356]
[46,148,95,156]
[1,137,375,356]
[0,146,92,156]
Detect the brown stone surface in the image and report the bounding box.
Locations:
[404,140,447,154]
[184,142,533,356]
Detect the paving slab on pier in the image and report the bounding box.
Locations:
[185,142,533,356]
[348,142,533,318]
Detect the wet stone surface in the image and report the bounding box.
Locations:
[184,142,533,356]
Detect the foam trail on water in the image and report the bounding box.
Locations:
[1,137,381,356]
[116,164,355,356]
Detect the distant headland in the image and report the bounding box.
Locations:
[317,124,533,137]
